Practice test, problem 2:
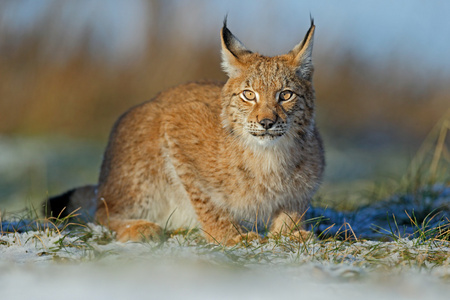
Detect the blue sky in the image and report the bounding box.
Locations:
[2,0,449,75]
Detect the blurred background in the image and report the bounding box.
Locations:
[0,0,449,212]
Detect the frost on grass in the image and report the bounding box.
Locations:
[0,223,112,263]
[2,219,450,300]
[1,222,450,275]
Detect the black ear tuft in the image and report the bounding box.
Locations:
[289,18,315,81]
[221,15,237,58]
[220,16,252,77]
[223,14,228,29]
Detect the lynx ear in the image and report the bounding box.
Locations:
[290,18,315,81]
[220,18,252,77]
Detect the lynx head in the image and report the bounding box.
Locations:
[220,18,316,148]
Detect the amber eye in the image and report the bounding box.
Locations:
[242,90,256,101]
[279,90,294,102]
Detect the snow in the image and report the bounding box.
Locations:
[1,261,449,300]
[1,224,450,300]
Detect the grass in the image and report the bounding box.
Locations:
[2,182,449,270]
[2,219,450,278]
[1,199,450,286]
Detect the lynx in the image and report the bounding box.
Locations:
[45,18,325,245]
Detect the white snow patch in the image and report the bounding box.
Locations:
[1,226,450,300]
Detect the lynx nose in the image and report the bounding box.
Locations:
[259,118,275,130]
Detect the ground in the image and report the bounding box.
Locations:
[1,221,450,300]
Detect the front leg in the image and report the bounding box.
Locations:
[270,210,312,242]
[188,189,252,245]
[163,114,259,246]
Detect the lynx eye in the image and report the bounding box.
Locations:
[279,90,294,102]
[241,90,256,101]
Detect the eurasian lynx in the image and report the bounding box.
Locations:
[45,18,325,245]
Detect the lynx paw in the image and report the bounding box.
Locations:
[290,229,315,242]
[269,230,315,243]
[226,232,261,246]
[115,220,162,242]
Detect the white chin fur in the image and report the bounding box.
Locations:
[252,134,282,147]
